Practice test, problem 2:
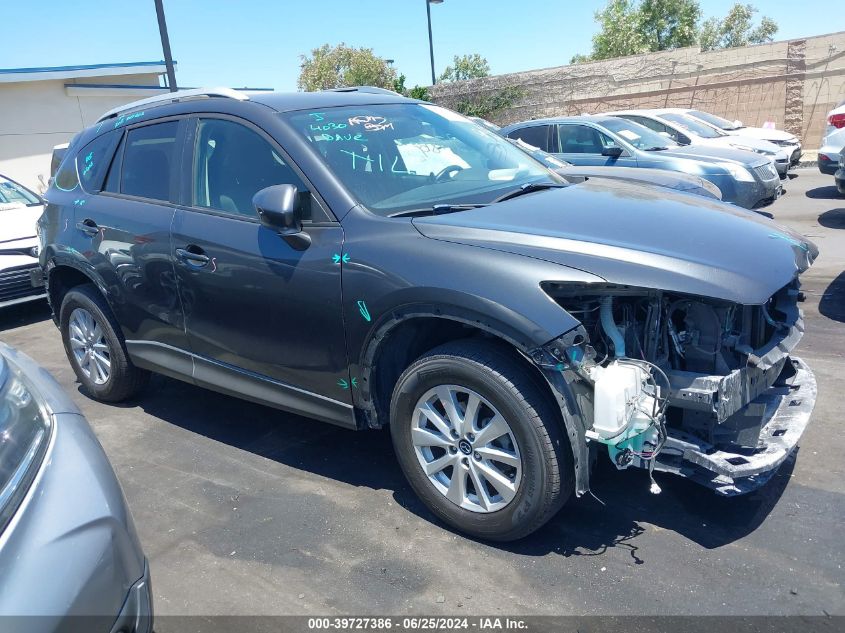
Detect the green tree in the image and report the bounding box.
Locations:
[569,0,778,63]
[699,3,778,51]
[638,0,701,51]
[589,0,649,61]
[438,54,491,83]
[297,43,396,91]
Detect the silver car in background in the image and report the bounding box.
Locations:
[0,343,152,633]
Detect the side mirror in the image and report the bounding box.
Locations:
[253,184,311,251]
[602,146,624,158]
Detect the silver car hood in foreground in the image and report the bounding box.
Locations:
[414,180,817,305]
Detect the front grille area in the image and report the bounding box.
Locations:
[752,162,778,181]
[0,265,44,304]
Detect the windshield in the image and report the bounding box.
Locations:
[0,176,40,208]
[284,104,560,216]
[688,110,740,130]
[600,117,679,150]
[660,112,725,139]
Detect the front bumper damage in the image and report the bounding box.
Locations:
[657,356,816,495]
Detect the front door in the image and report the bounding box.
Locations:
[171,116,351,424]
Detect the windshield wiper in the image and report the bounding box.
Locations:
[389,203,485,218]
[493,182,566,203]
[643,146,669,151]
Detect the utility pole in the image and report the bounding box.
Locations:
[426,0,444,85]
[154,0,178,92]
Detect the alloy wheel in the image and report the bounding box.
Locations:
[68,307,111,385]
[411,385,522,513]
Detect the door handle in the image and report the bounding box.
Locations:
[175,246,210,267]
[76,218,99,237]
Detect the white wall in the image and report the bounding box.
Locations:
[0,73,164,192]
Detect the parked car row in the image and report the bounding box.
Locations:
[26,87,817,547]
[500,114,783,209]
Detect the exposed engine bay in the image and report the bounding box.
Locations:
[539,281,816,496]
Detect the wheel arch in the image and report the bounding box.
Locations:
[357,306,592,496]
[44,258,108,325]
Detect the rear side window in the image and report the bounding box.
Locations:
[506,125,551,152]
[77,130,122,193]
[120,121,179,202]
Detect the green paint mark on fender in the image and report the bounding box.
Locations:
[332,253,351,264]
[338,376,358,390]
[357,300,371,322]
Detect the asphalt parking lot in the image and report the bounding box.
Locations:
[1,169,843,618]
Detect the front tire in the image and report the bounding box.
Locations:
[390,340,573,541]
[59,284,149,402]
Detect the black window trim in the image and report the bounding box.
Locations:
[97,115,187,208]
[179,112,338,226]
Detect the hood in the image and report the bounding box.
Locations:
[559,165,712,195]
[729,126,797,143]
[655,144,771,167]
[706,134,784,156]
[412,180,817,305]
[0,204,42,243]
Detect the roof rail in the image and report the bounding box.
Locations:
[97,87,250,122]
[324,86,403,96]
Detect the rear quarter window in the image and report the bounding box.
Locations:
[76,130,122,193]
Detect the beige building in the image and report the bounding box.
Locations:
[0,62,171,192]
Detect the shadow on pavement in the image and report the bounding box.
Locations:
[818,208,845,229]
[126,371,792,561]
[0,300,51,333]
[819,269,845,322]
[805,185,842,200]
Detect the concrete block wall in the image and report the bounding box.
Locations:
[430,31,845,149]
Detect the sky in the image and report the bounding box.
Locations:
[1,1,838,91]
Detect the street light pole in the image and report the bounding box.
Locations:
[153,0,178,92]
[426,0,443,86]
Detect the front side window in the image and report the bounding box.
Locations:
[506,125,551,152]
[283,104,558,217]
[557,125,609,154]
[193,118,309,218]
[0,176,40,207]
[120,121,178,202]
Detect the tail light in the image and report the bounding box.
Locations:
[829,113,845,129]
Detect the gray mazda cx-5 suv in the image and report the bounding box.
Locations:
[39,87,818,541]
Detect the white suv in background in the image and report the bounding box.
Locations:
[819,100,845,176]
[0,174,46,309]
[680,108,802,167]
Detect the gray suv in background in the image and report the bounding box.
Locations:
[501,115,782,209]
[0,343,152,633]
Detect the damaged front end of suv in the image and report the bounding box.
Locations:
[538,275,816,496]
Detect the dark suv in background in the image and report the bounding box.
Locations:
[40,88,817,541]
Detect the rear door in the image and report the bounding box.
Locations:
[75,119,189,366]
[171,114,351,425]
[553,123,638,167]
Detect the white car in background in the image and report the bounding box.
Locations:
[607,108,792,177]
[0,174,46,309]
[819,99,845,176]
[678,108,802,166]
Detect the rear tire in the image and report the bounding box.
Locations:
[59,284,149,402]
[390,339,573,541]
